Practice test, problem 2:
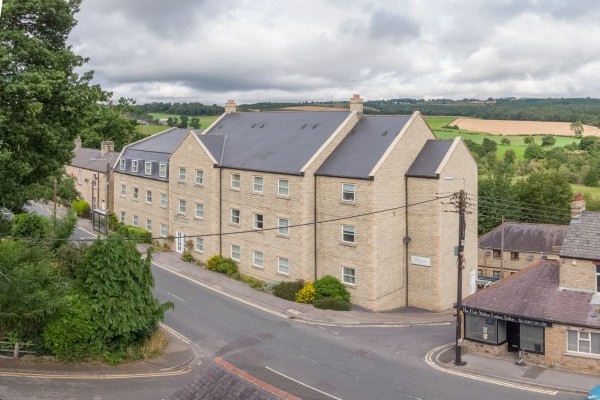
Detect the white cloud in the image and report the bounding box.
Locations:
[68,0,600,104]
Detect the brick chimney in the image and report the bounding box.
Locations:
[349,94,363,116]
[100,141,114,156]
[224,99,237,114]
[74,136,82,149]
[571,193,586,221]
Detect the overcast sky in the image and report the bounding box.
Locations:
[68,0,600,105]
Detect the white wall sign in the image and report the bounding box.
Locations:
[411,255,431,267]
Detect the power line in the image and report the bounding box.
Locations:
[4,195,453,243]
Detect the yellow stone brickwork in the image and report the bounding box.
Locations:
[560,257,598,291]
[66,165,112,211]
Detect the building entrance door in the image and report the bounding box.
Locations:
[175,232,187,254]
[507,321,520,352]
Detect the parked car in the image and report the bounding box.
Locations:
[588,384,600,400]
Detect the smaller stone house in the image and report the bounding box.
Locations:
[66,139,119,211]
[461,199,600,374]
[477,222,568,284]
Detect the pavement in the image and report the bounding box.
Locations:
[4,203,597,396]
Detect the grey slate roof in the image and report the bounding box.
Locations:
[203,111,350,175]
[197,135,226,164]
[478,222,568,253]
[70,147,119,172]
[462,260,600,328]
[405,140,453,178]
[560,211,600,260]
[315,115,411,179]
[117,128,201,181]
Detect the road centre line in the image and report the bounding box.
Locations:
[166,291,187,303]
[265,366,343,400]
[424,344,558,396]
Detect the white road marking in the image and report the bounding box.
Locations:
[166,291,186,303]
[424,344,558,396]
[159,322,191,344]
[265,366,343,400]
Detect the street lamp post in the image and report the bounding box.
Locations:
[443,176,467,366]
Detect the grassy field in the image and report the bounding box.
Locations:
[571,184,600,200]
[135,125,169,136]
[425,116,580,160]
[148,113,220,128]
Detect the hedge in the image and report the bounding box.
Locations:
[313,297,351,311]
[115,224,152,243]
[314,275,350,302]
[272,280,304,302]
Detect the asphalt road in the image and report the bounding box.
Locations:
[153,266,581,400]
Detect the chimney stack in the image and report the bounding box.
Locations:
[100,141,114,156]
[349,94,363,116]
[571,193,586,221]
[74,136,82,149]
[224,99,237,114]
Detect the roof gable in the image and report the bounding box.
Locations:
[405,140,453,178]
[315,115,411,179]
[204,111,350,174]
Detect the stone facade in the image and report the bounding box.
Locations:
[66,165,111,211]
[113,103,478,311]
[559,257,598,291]
[477,249,549,279]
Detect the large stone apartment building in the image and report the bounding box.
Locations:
[113,95,478,311]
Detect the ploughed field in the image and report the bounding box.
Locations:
[451,118,600,136]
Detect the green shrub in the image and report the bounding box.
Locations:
[205,254,239,278]
[295,281,315,303]
[11,213,50,239]
[115,224,152,243]
[313,297,351,311]
[272,280,304,301]
[181,249,195,262]
[314,275,350,302]
[73,200,91,218]
[240,274,265,289]
[107,212,120,231]
[500,138,510,145]
[44,294,102,361]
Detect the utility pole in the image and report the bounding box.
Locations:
[53,177,58,233]
[455,188,467,366]
[500,215,505,279]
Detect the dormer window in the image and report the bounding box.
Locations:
[145,161,152,175]
[132,160,138,173]
[119,159,126,170]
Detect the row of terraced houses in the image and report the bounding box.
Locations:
[72,95,479,312]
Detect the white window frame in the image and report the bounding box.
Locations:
[159,163,167,178]
[146,219,152,232]
[342,183,356,202]
[278,179,289,196]
[195,203,204,219]
[231,244,241,261]
[195,237,204,253]
[178,167,187,182]
[231,173,241,189]
[119,159,126,170]
[145,190,152,204]
[195,169,204,185]
[342,224,355,243]
[597,265,600,292]
[160,224,167,238]
[253,176,263,193]
[160,192,167,208]
[567,330,600,355]
[253,213,264,230]
[120,184,126,197]
[145,161,152,175]
[179,199,187,214]
[132,160,138,173]
[253,251,264,268]
[342,266,356,285]
[231,208,240,224]
[278,218,289,236]
[132,186,139,200]
[133,215,139,227]
[278,257,289,275]
[120,210,126,223]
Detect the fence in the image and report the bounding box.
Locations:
[0,341,36,359]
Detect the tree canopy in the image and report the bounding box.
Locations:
[0,0,106,209]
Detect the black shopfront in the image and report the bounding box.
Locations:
[463,307,550,354]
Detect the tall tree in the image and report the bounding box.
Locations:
[0,0,106,210]
[515,171,572,224]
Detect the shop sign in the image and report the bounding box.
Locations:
[463,307,551,327]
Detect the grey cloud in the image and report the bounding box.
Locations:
[368,9,419,41]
